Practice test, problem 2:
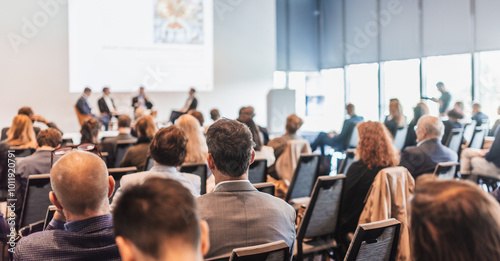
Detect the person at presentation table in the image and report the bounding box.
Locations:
[76,87,94,117]
[430,82,452,117]
[132,86,153,111]
[98,87,118,131]
[180,88,198,113]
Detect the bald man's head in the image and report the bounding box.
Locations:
[50,151,110,216]
[416,115,444,142]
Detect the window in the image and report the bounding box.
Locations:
[424,54,472,117]
[477,51,500,128]
[382,59,421,123]
[346,63,380,121]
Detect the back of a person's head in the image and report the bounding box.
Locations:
[80,118,101,144]
[113,178,207,260]
[210,109,220,121]
[37,128,62,148]
[346,103,355,115]
[17,107,34,117]
[237,114,262,151]
[118,115,132,128]
[187,110,205,126]
[150,126,187,167]
[84,87,92,93]
[206,119,255,177]
[176,114,207,163]
[411,179,500,261]
[238,106,255,117]
[51,151,110,216]
[135,115,156,140]
[6,114,36,147]
[285,114,303,134]
[389,99,403,120]
[417,115,444,139]
[357,121,398,169]
[447,109,464,120]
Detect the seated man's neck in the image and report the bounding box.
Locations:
[64,201,111,222]
[37,145,55,151]
[118,128,131,134]
[214,171,248,185]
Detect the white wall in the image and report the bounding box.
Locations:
[0,0,276,133]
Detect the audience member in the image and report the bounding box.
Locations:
[114,125,201,210]
[471,102,489,126]
[120,115,156,171]
[97,87,118,131]
[411,179,500,261]
[188,110,205,128]
[1,106,61,141]
[460,129,500,177]
[268,114,304,160]
[490,106,500,137]
[132,86,153,110]
[338,121,398,239]
[197,119,295,259]
[113,178,209,261]
[175,114,208,164]
[431,82,452,116]
[310,104,364,154]
[3,114,38,149]
[237,114,275,167]
[404,102,429,148]
[400,116,457,179]
[441,109,464,144]
[14,151,120,260]
[80,118,101,144]
[384,98,406,138]
[180,88,198,113]
[453,101,465,115]
[76,87,94,117]
[100,115,137,167]
[239,106,269,145]
[210,109,220,122]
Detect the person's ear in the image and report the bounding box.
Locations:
[200,220,210,257]
[207,154,215,171]
[108,176,116,198]
[49,191,63,210]
[249,149,256,165]
[116,236,137,261]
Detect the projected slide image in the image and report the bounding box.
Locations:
[154,0,204,44]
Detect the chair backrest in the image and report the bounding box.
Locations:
[284,154,320,202]
[338,149,356,174]
[229,240,289,261]
[347,126,359,149]
[445,128,463,155]
[297,175,344,239]
[275,140,311,182]
[344,218,401,261]
[20,174,52,228]
[248,159,268,184]
[469,127,486,149]
[9,147,36,157]
[393,127,408,151]
[144,156,155,171]
[463,120,477,143]
[253,182,275,195]
[433,162,459,179]
[114,140,137,168]
[74,105,92,126]
[180,162,208,195]
[43,205,57,230]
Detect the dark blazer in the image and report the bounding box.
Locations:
[100,133,137,168]
[486,130,500,168]
[119,138,151,172]
[472,112,489,126]
[400,139,458,179]
[384,117,400,138]
[334,115,364,149]
[76,96,92,115]
[132,95,153,109]
[14,214,120,261]
[98,97,116,114]
[188,97,198,111]
[197,181,296,259]
[258,125,270,145]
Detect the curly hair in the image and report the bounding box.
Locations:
[356,121,398,169]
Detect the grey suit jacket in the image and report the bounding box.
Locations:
[197,181,296,259]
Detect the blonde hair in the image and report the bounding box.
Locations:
[389,99,405,127]
[135,116,156,140]
[175,114,208,163]
[6,114,37,148]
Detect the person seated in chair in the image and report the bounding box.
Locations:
[132,86,153,111]
[441,109,464,145]
[460,128,500,178]
[97,87,118,131]
[100,115,137,167]
[471,102,489,126]
[310,104,363,154]
[399,116,457,179]
[76,87,94,117]
[1,106,61,141]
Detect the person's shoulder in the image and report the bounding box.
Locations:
[16,229,56,253]
[120,171,148,187]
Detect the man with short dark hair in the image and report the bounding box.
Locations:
[113,178,210,261]
[198,119,295,259]
[1,107,61,141]
[112,126,201,209]
[98,87,118,131]
[14,151,120,260]
[101,115,137,167]
[132,86,153,110]
[471,102,489,126]
[239,106,270,145]
[76,87,94,116]
[431,82,452,117]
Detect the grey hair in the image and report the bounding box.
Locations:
[418,115,444,139]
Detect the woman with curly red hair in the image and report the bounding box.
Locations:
[338,121,399,239]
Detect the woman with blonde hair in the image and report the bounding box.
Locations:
[338,121,398,239]
[5,114,37,148]
[411,179,500,261]
[120,115,156,171]
[384,98,406,137]
[175,114,208,163]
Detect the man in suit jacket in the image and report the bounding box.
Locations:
[400,116,458,179]
[311,103,364,154]
[76,87,94,116]
[239,106,270,145]
[132,86,153,110]
[100,115,137,167]
[1,107,62,140]
[197,119,296,259]
[471,102,489,126]
[97,87,118,131]
[14,151,120,260]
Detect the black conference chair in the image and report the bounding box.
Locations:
[180,162,208,195]
[462,121,477,144]
[284,154,320,204]
[230,240,290,261]
[433,161,459,179]
[344,218,401,261]
[293,175,345,260]
[393,126,408,151]
[253,182,275,195]
[19,174,52,229]
[337,149,356,174]
[9,147,36,158]
[144,156,155,171]
[114,140,137,168]
[248,159,268,184]
[444,128,464,155]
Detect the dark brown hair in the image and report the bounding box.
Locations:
[149,126,187,167]
[117,115,132,128]
[135,115,156,139]
[37,128,62,148]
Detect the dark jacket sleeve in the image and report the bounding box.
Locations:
[485,130,500,168]
[333,119,353,147]
[98,98,108,114]
[146,98,153,109]
[399,149,417,177]
[132,96,138,107]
